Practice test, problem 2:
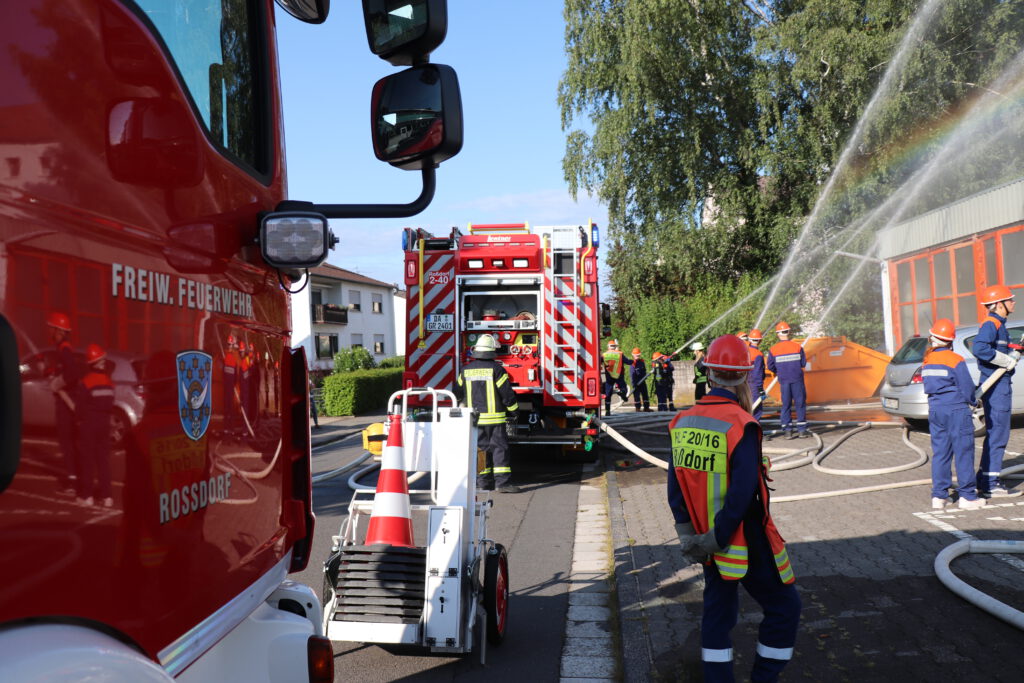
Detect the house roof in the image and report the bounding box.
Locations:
[309,262,394,289]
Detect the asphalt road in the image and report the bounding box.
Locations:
[293,436,585,682]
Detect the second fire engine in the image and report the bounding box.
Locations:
[402,222,607,454]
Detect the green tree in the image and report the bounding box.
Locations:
[562,0,1024,348]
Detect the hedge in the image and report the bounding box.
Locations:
[322,367,403,416]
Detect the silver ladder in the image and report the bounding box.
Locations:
[548,226,582,397]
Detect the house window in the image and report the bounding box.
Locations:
[349,290,361,311]
[372,292,383,313]
[311,289,323,306]
[315,334,338,359]
[374,335,385,354]
[351,333,363,348]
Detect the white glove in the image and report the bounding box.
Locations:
[682,529,723,565]
[991,351,1016,369]
[675,522,695,549]
[694,530,723,555]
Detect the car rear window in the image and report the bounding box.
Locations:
[892,336,929,363]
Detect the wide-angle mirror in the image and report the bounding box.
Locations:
[371,63,462,169]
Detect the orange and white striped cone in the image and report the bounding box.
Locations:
[363,412,415,548]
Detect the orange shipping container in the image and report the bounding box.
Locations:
[765,336,890,404]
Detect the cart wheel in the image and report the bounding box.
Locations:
[484,543,509,645]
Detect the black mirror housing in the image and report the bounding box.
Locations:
[275,0,330,24]
[371,63,462,170]
[363,0,447,66]
[259,212,336,269]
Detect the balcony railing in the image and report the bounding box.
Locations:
[312,304,347,325]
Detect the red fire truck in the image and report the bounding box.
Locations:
[0,1,461,680]
[402,222,606,454]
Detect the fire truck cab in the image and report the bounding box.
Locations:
[403,222,603,454]
[1,1,462,681]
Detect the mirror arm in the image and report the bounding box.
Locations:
[275,166,436,218]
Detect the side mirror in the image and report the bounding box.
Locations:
[371,63,462,170]
[600,303,612,327]
[258,213,337,269]
[275,0,330,24]
[363,0,446,66]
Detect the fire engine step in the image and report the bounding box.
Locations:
[326,545,427,625]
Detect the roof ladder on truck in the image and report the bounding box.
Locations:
[548,226,582,398]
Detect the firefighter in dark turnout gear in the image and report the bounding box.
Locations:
[47,312,79,493]
[602,339,632,413]
[668,334,801,682]
[454,334,520,493]
[692,342,708,400]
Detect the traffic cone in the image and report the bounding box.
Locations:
[363,412,415,548]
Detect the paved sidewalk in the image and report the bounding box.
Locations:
[605,412,1024,682]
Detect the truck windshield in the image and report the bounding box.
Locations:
[134,0,264,172]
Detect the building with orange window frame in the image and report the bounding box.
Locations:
[877,178,1024,354]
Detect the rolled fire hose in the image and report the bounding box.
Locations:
[935,540,1024,631]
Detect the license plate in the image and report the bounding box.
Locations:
[425,314,454,332]
[883,397,898,410]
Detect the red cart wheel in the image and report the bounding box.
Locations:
[484,543,509,645]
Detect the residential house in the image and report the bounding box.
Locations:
[290,263,398,374]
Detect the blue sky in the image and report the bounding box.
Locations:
[275,2,608,288]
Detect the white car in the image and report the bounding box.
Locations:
[21,348,144,447]
[879,319,1024,430]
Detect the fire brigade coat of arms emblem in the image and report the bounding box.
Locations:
[177,351,212,440]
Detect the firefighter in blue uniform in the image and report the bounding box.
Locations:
[973,285,1021,498]
[766,322,808,438]
[78,343,115,508]
[454,334,520,493]
[652,352,676,411]
[923,320,986,510]
[746,329,766,421]
[630,347,651,412]
[602,339,632,413]
[668,334,800,682]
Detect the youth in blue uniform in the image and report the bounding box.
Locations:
[922,320,985,510]
[746,329,766,421]
[668,335,800,682]
[653,352,676,411]
[766,322,808,438]
[972,285,1021,498]
[630,348,651,412]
